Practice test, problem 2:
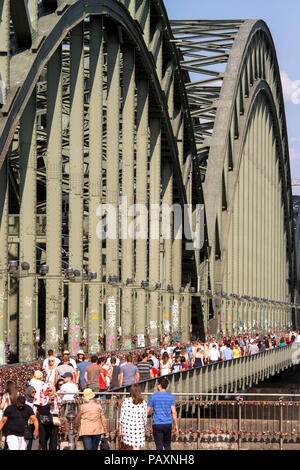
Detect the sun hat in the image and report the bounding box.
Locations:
[63,350,70,355]
[83,388,95,401]
[77,349,84,355]
[34,370,44,380]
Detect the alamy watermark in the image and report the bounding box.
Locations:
[95,197,204,250]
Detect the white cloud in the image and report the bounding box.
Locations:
[281,72,300,104]
[289,147,300,162]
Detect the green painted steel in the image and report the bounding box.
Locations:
[0,1,296,363]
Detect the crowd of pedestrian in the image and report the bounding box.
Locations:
[0,330,299,450]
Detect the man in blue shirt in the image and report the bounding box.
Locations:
[222,343,234,361]
[147,377,178,450]
[77,353,91,391]
[185,341,193,363]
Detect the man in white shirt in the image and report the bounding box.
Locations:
[209,338,219,350]
[219,341,226,357]
[148,351,160,370]
[106,351,120,367]
[60,373,79,402]
[43,350,60,369]
[208,344,220,363]
[166,341,175,357]
[160,344,168,357]
[295,332,300,343]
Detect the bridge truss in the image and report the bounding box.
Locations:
[0,0,295,363]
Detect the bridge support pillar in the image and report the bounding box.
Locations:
[135,78,149,346]
[149,117,161,345]
[19,91,37,362]
[105,27,121,351]
[46,46,62,355]
[121,46,135,350]
[68,23,84,355]
[0,156,8,364]
[88,16,104,354]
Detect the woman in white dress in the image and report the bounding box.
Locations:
[119,384,147,450]
[160,352,173,376]
[44,356,57,386]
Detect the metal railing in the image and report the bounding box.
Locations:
[58,392,300,450]
[114,344,299,395]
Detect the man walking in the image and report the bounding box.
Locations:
[208,343,220,363]
[119,354,139,387]
[137,352,154,381]
[77,353,91,391]
[84,355,103,392]
[221,343,234,361]
[147,377,178,450]
[55,353,76,384]
[0,395,39,450]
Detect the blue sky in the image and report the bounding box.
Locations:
[164,0,300,194]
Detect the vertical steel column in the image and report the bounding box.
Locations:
[0,156,8,364]
[173,111,183,340]
[245,104,254,329]
[121,45,135,350]
[19,90,37,362]
[27,0,38,33]
[165,73,174,335]
[161,158,173,338]
[148,19,162,346]
[8,243,18,356]
[0,0,10,104]
[266,108,272,328]
[238,151,243,333]
[0,0,9,359]
[249,99,255,330]
[88,17,104,354]
[244,113,249,330]
[232,131,239,333]
[46,47,62,355]
[68,23,84,355]
[149,117,161,345]
[135,78,148,346]
[106,27,120,351]
[182,167,192,341]
[253,100,259,328]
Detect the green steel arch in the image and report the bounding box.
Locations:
[172,19,295,336]
[0,2,295,364]
[0,0,205,363]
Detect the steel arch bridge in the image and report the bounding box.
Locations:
[0,0,295,364]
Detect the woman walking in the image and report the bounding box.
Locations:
[193,347,204,368]
[0,381,18,411]
[160,352,172,376]
[44,356,57,386]
[24,386,36,450]
[74,388,107,450]
[119,384,147,450]
[203,342,210,365]
[0,381,19,449]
